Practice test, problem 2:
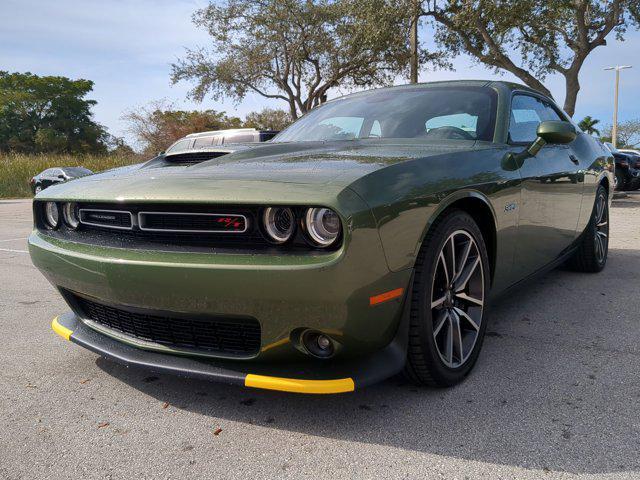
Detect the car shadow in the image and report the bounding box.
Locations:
[96,247,640,476]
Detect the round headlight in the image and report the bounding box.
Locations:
[305,207,341,247]
[44,202,60,229]
[63,202,79,229]
[263,207,295,243]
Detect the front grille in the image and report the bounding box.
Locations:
[71,293,261,357]
[165,152,228,165]
[139,211,248,233]
[79,209,133,230]
[36,202,341,253]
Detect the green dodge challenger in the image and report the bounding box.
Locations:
[30,81,613,394]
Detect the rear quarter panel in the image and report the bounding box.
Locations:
[572,133,615,232]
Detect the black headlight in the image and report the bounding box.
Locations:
[62,202,80,229]
[44,202,60,229]
[263,207,295,243]
[304,207,341,247]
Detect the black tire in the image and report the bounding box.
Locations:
[404,210,490,387]
[614,170,625,191]
[568,185,609,273]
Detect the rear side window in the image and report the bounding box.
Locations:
[223,133,256,144]
[509,95,563,143]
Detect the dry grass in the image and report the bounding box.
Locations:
[0,153,142,198]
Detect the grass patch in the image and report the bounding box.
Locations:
[0,153,143,198]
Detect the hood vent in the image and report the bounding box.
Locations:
[164,151,229,165]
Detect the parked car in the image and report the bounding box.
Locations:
[604,143,640,191]
[30,81,613,394]
[618,148,640,157]
[165,128,278,154]
[30,167,93,194]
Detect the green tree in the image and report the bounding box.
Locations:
[122,100,244,155]
[244,108,292,131]
[0,71,108,153]
[578,116,600,136]
[171,0,412,119]
[419,0,640,116]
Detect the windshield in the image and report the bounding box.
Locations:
[64,167,92,176]
[274,86,497,143]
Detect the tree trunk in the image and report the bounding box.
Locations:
[562,70,581,117]
[410,9,419,83]
[288,101,299,120]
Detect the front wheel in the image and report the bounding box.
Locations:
[404,210,490,387]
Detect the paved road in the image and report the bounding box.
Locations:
[1,194,639,480]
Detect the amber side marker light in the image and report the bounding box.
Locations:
[369,288,404,306]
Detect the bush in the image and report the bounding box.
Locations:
[0,153,142,198]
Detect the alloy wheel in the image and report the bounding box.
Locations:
[430,230,484,369]
[594,193,609,263]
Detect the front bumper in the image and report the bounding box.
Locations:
[52,308,409,393]
[30,228,411,361]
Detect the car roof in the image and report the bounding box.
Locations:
[326,80,548,103]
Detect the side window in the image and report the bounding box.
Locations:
[193,136,214,148]
[369,120,382,138]
[316,117,364,140]
[166,139,192,153]
[509,95,564,143]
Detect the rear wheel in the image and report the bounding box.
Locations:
[404,210,490,387]
[568,185,609,272]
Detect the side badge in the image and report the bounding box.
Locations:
[504,202,518,213]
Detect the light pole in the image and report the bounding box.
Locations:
[604,65,632,148]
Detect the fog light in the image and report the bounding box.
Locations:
[302,330,335,358]
[317,335,331,350]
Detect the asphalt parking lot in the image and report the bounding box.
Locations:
[1,194,639,480]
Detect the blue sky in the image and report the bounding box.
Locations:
[2,0,639,146]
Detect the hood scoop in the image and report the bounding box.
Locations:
[164,151,229,166]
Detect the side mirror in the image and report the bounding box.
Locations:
[528,121,576,156]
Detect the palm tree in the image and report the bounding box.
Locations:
[578,116,601,136]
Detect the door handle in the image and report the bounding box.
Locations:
[569,154,580,165]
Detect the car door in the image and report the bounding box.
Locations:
[47,168,65,188]
[509,94,584,279]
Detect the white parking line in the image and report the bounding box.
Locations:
[0,238,27,243]
[0,248,28,254]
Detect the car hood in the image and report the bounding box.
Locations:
[37,140,495,204]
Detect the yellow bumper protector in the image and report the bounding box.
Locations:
[51,316,73,341]
[245,374,354,394]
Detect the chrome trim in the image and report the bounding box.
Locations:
[78,209,134,231]
[137,211,249,234]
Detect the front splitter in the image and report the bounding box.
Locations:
[52,308,409,394]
